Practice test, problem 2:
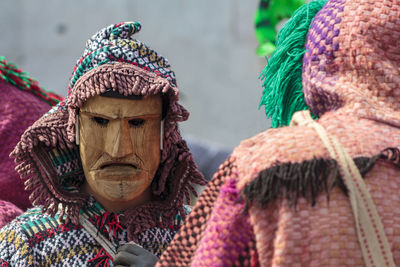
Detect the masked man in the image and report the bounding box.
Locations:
[158,0,400,266]
[0,22,205,266]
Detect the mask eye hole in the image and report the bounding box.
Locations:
[129,119,145,127]
[91,117,109,126]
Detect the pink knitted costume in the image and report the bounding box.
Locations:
[0,57,62,228]
[158,0,400,266]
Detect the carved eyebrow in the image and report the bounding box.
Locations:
[123,114,161,120]
[80,111,161,120]
[80,111,117,120]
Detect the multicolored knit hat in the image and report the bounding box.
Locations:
[0,56,62,212]
[11,22,205,240]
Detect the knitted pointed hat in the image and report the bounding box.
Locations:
[11,22,206,240]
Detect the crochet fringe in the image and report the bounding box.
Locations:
[242,148,400,211]
[10,112,88,225]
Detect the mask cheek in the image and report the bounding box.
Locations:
[79,117,107,173]
[130,121,161,172]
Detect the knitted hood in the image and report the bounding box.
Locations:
[260,0,400,128]
[302,0,400,126]
[11,22,205,240]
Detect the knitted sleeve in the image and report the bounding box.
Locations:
[0,217,35,266]
[157,156,258,266]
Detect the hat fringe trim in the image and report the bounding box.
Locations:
[65,63,179,143]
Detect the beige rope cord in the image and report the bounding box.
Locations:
[290,110,395,267]
[79,214,117,259]
[79,214,143,260]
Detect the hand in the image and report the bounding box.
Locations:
[114,242,159,267]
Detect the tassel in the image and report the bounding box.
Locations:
[258,0,327,128]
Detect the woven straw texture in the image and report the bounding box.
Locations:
[157,0,400,266]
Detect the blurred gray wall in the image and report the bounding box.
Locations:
[0,0,270,149]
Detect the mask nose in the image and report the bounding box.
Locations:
[104,119,134,158]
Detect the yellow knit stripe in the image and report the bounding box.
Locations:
[0,229,34,265]
[43,243,100,266]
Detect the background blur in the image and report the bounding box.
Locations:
[0,0,270,149]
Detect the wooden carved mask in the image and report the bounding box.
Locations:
[78,94,162,201]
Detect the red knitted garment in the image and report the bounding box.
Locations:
[0,57,62,219]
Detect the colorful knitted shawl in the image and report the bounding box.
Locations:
[0,198,190,266]
[1,21,205,265]
[0,57,62,221]
[157,0,400,266]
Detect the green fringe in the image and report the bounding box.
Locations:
[258,0,328,128]
[0,56,62,105]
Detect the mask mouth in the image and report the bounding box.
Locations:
[99,162,139,170]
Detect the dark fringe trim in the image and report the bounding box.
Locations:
[243,147,400,211]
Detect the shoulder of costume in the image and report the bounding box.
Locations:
[0,56,63,106]
[234,114,400,191]
[0,207,45,265]
[1,206,82,248]
[232,122,326,191]
[227,113,400,210]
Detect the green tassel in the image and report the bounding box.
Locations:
[259,0,328,128]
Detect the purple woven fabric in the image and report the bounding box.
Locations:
[0,200,22,229]
[0,81,51,211]
[302,0,346,116]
